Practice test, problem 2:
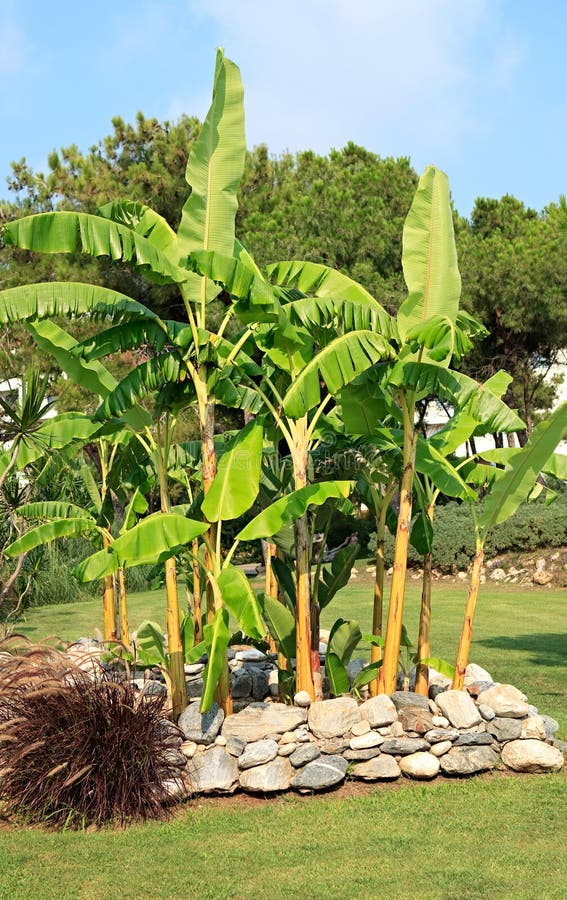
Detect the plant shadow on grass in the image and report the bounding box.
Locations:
[476,633,567,667]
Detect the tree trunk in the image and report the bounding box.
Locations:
[415,503,435,697]
[164,556,187,718]
[191,538,203,643]
[102,534,117,642]
[369,495,389,697]
[523,366,533,437]
[264,541,278,655]
[452,544,485,690]
[118,566,129,647]
[292,418,315,700]
[378,420,418,695]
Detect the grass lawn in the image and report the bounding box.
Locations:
[1,574,566,898]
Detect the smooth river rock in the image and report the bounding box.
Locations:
[349,731,384,750]
[289,745,321,768]
[439,746,499,776]
[501,739,564,773]
[290,755,348,791]
[476,684,529,718]
[390,691,430,711]
[351,755,401,781]
[185,747,239,794]
[435,690,482,729]
[222,703,307,743]
[237,739,279,770]
[359,694,398,727]
[308,697,360,739]
[487,717,522,742]
[397,707,435,735]
[399,752,440,780]
[381,738,430,756]
[239,757,293,792]
[178,702,224,746]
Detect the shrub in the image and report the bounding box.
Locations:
[0,641,185,827]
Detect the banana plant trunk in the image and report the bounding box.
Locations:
[292,418,316,700]
[415,503,435,697]
[191,538,203,643]
[378,409,418,695]
[369,496,388,697]
[102,534,117,642]
[118,566,130,647]
[452,542,485,690]
[264,541,278,655]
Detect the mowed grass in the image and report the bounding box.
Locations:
[15,572,567,735]
[1,573,566,898]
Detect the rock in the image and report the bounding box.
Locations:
[429,683,450,701]
[398,707,435,735]
[359,694,398,727]
[533,568,553,585]
[351,756,401,781]
[226,735,246,757]
[400,752,440,780]
[430,740,453,757]
[501,740,564,773]
[541,715,560,739]
[350,720,371,737]
[132,678,167,697]
[214,735,227,747]
[185,747,239,793]
[346,658,366,686]
[238,739,279,770]
[317,737,350,755]
[381,738,430,756]
[476,684,529,718]
[222,703,308,743]
[390,721,405,737]
[552,738,567,753]
[490,568,506,581]
[343,746,384,761]
[308,697,360,739]
[290,755,348,792]
[180,740,198,759]
[465,680,494,698]
[435,690,482,729]
[390,691,430,711]
[349,731,384,750]
[161,777,188,800]
[231,669,253,699]
[478,704,496,722]
[487,717,523,742]
[294,690,312,708]
[234,649,268,662]
[239,757,293,792]
[249,667,269,701]
[440,746,499,776]
[186,677,204,700]
[278,743,297,756]
[431,715,450,728]
[163,748,188,768]
[520,716,547,741]
[184,663,205,675]
[425,728,459,744]
[464,663,494,685]
[294,729,311,743]
[178,702,224,745]
[279,731,298,745]
[290,745,321,768]
[453,732,495,746]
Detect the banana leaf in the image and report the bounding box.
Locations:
[201,419,263,523]
[237,481,352,542]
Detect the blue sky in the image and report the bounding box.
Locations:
[1,0,566,218]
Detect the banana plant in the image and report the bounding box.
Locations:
[452,400,567,688]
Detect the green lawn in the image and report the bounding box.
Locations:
[1,575,566,898]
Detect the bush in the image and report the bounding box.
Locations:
[0,641,185,827]
[367,493,567,571]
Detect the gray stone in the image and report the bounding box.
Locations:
[359,694,398,727]
[476,684,529,718]
[163,748,187,768]
[425,728,459,744]
[290,745,321,768]
[487,717,522,742]
[347,658,367,685]
[343,746,384,761]
[239,757,293,792]
[435,690,482,729]
[398,707,435,734]
[231,668,253,699]
[249,667,269,701]
[184,663,205,675]
[234,648,268,662]
[317,737,350,755]
[541,715,560,739]
[222,703,308,743]
[351,755,401,781]
[186,677,204,700]
[349,731,384,750]
[178,702,224,745]
[238,739,279,770]
[225,735,246,757]
[552,738,567,753]
[429,683,450,701]
[439,746,499,776]
[132,678,167,696]
[465,680,494,698]
[501,739,564,773]
[478,704,496,721]
[391,691,430,711]
[308,697,360,739]
[185,747,239,793]
[399,752,440,780]
[381,738,430,756]
[453,732,495,746]
[290,755,348,792]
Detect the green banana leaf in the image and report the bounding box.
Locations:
[5,517,98,557]
[479,402,567,534]
[317,543,360,610]
[325,618,362,696]
[237,481,352,542]
[177,49,245,307]
[188,249,280,322]
[200,608,231,712]
[74,513,208,581]
[415,436,476,501]
[398,166,461,344]
[2,213,186,284]
[217,564,265,641]
[0,412,102,475]
[0,281,154,325]
[17,500,94,521]
[266,259,397,339]
[282,330,395,419]
[201,419,263,523]
[259,591,296,659]
[133,620,168,667]
[95,353,186,421]
[98,200,178,254]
